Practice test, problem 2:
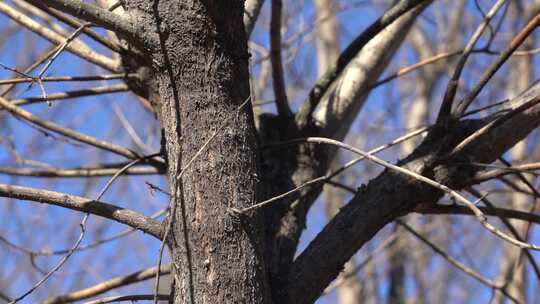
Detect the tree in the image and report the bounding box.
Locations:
[1,0,540,303]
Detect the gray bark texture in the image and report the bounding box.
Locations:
[123,1,270,303]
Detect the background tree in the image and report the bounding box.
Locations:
[1,0,540,303]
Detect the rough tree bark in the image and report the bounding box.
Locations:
[6,1,540,303]
[123,1,270,303]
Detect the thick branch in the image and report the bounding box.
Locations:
[313,2,427,141]
[285,80,540,303]
[0,184,163,239]
[295,0,429,129]
[244,0,265,38]
[258,5,428,292]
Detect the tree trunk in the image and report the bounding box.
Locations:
[124,1,270,303]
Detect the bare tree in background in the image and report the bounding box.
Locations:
[1,0,540,303]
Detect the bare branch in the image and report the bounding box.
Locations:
[0,73,136,85]
[1,47,57,97]
[42,265,171,304]
[0,95,140,159]
[437,0,507,121]
[0,183,163,239]
[417,204,540,226]
[0,165,161,178]
[313,2,427,141]
[284,78,540,302]
[24,0,143,44]
[295,0,431,129]
[453,80,540,162]
[84,294,169,304]
[454,12,540,116]
[12,84,129,106]
[0,2,119,71]
[19,1,122,52]
[269,0,292,118]
[470,162,540,183]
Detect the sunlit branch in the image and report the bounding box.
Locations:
[0,165,162,178]
[454,12,540,116]
[0,2,119,71]
[0,73,137,85]
[12,84,129,106]
[0,183,163,239]
[42,265,171,304]
[295,0,430,129]
[83,294,169,304]
[244,0,265,38]
[470,162,540,183]
[417,204,540,226]
[0,95,140,159]
[437,0,507,121]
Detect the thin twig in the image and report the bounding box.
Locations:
[0,95,140,159]
[24,0,143,45]
[466,188,540,281]
[454,11,540,116]
[257,137,540,251]
[1,47,57,97]
[23,1,121,52]
[84,294,169,304]
[31,12,116,104]
[436,0,507,122]
[43,265,171,304]
[235,126,428,213]
[417,204,540,226]
[0,73,136,85]
[11,84,129,106]
[8,157,148,303]
[0,2,119,71]
[397,219,519,302]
